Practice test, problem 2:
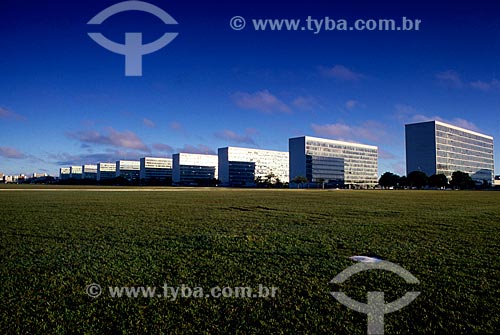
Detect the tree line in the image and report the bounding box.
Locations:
[378,170,488,190]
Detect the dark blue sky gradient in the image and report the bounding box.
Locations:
[1,0,500,175]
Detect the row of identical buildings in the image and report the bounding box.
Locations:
[59,136,379,188]
[59,120,495,188]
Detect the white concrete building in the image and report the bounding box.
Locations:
[97,163,116,181]
[406,120,494,184]
[59,167,71,180]
[82,164,98,180]
[172,153,218,185]
[140,157,173,182]
[289,136,378,188]
[70,166,83,179]
[116,160,140,181]
[218,146,289,187]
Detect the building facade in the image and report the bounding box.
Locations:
[140,157,173,183]
[70,166,83,179]
[172,153,218,185]
[218,147,289,187]
[82,164,98,180]
[97,163,116,181]
[405,120,494,184]
[116,160,140,182]
[59,167,71,180]
[289,136,378,188]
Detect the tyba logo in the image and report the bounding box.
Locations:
[87,1,178,76]
[330,261,420,335]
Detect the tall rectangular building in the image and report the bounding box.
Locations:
[218,147,289,187]
[172,153,218,185]
[405,120,494,183]
[140,157,173,182]
[116,160,140,182]
[97,163,116,181]
[289,136,378,188]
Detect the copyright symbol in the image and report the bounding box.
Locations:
[230,16,246,30]
[85,283,102,298]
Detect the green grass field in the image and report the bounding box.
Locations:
[1,188,499,334]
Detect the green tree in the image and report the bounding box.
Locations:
[265,173,277,186]
[378,172,400,188]
[450,171,475,190]
[428,174,448,188]
[316,178,326,189]
[274,177,284,188]
[292,176,308,189]
[398,176,407,189]
[407,171,428,189]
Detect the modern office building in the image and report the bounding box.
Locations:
[172,153,218,185]
[82,164,98,180]
[289,136,378,188]
[405,120,494,184]
[116,160,140,182]
[97,162,116,181]
[59,168,71,180]
[70,165,83,179]
[140,157,173,183]
[218,147,289,187]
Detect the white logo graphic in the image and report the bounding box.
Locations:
[330,261,420,335]
[87,1,178,76]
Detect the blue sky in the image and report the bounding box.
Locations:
[1,0,500,176]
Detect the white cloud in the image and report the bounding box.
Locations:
[143,118,156,128]
[345,100,361,110]
[66,127,149,151]
[214,129,257,145]
[177,144,215,155]
[152,143,174,153]
[470,79,500,91]
[0,107,26,121]
[292,96,319,111]
[311,120,387,143]
[233,90,291,114]
[436,70,463,88]
[378,149,396,159]
[0,146,26,159]
[319,65,365,81]
[170,121,183,131]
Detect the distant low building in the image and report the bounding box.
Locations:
[60,167,71,180]
[4,175,14,183]
[70,166,83,180]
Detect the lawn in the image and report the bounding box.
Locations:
[0,188,499,334]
